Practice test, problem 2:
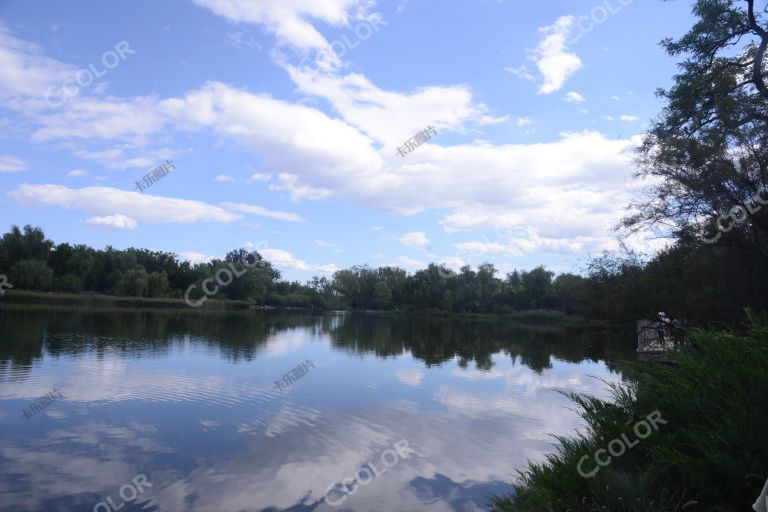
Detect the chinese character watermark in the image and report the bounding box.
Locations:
[397,126,437,158]
[274,359,315,391]
[135,160,175,193]
[21,388,63,420]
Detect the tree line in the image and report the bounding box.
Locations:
[1,220,766,325]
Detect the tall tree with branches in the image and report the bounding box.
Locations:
[623,0,768,259]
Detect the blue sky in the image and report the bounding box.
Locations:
[0,0,694,281]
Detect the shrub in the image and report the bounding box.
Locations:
[493,316,768,512]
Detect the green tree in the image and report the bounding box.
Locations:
[521,266,554,309]
[372,281,392,309]
[624,0,768,258]
[10,259,54,290]
[147,271,170,298]
[114,269,149,297]
[0,225,53,271]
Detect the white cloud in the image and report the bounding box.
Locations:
[165,81,382,197]
[268,173,332,202]
[0,26,653,260]
[529,16,582,94]
[67,169,87,177]
[314,240,335,248]
[84,214,138,230]
[453,228,589,257]
[31,95,169,143]
[0,155,28,173]
[602,115,614,121]
[285,66,502,147]
[505,65,535,81]
[620,115,639,122]
[214,174,235,182]
[10,184,241,224]
[562,91,585,103]
[610,95,621,101]
[260,248,337,274]
[391,256,425,270]
[221,202,306,223]
[193,0,374,52]
[399,231,430,249]
[0,24,74,102]
[516,117,533,127]
[250,172,271,182]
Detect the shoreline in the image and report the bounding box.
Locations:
[0,290,599,325]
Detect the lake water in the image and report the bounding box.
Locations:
[0,306,632,511]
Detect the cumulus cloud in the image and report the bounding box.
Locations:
[620,115,639,122]
[0,25,652,260]
[529,16,582,94]
[67,169,87,177]
[84,214,138,230]
[214,174,235,182]
[285,66,503,148]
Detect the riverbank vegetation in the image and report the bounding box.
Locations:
[491,316,768,511]
[492,0,768,508]
[0,223,766,326]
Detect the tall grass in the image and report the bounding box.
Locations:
[492,314,768,512]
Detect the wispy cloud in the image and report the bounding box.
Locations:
[260,248,337,274]
[0,155,28,173]
[85,214,138,230]
[10,184,241,224]
[221,202,307,223]
[399,231,430,249]
[562,91,585,103]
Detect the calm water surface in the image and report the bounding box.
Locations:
[0,307,633,511]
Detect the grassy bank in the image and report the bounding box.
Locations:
[1,291,598,327]
[491,315,768,511]
[0,289,254,310]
